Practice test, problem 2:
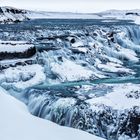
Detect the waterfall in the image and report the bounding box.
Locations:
[25,24,140,140]
[1,20,140,140]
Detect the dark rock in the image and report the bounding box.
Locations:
[0,8,3,13]
[126,12,139,16]
[0,47,36,61]
[71,48,86,54]
[57,56,63,62]
[70,38,76,44]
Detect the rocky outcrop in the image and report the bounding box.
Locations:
[126,12,139,16]
[27,84,140,140]
[0,7,29,24]
[0,47,36,60]
[0,41,36,60]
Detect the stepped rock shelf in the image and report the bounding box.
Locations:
[0,41,36,60]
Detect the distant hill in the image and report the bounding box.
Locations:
[0,6,140,24]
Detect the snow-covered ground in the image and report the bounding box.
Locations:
[1,6,140,25]
[0,87,105,140]
[99,9,140,25]
[26,10,100,19]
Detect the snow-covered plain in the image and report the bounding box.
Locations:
[99,9,140,25]
[1,6,140,24]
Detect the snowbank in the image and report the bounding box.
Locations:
[87,83,140,110]
[0,87,105,140]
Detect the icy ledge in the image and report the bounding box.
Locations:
[87,83,140,110]
[0,87,105,140]
[0,64,46,91]
[0,41,34,53]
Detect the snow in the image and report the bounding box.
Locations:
[71,47,88,53]
[72,40,84,48]
[54,98,76,108]
[100,9,140,25]
[0,87,105,140]
[0,56,36,66]
[0,64,46,90]
[102,55,123,65]
[87,83,140,110]
[97,62,134,74]
[1,6,140,25]
[0,7,28,24]
[0,41,34,53]
[50,58,94,82]
[117,47,139,63]
[27,9,140,25]
[26,9,140,25]
[134,17,140,25]
[27,11,101,19]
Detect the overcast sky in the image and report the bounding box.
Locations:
[0,0,140,13]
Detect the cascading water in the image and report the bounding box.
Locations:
[1,19,140,140]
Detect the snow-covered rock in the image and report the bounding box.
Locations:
[87,84,140,110]
[0,64,46,91]
[50,58,94,82]
[27,83,140,140]
[0,6,29,24]
[0,41,36,60]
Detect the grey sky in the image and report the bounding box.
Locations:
[0,0,140,13]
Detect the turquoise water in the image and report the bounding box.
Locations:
[33,76,140,90]
[0,19,139,90]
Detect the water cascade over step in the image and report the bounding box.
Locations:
[1,19,140,140]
